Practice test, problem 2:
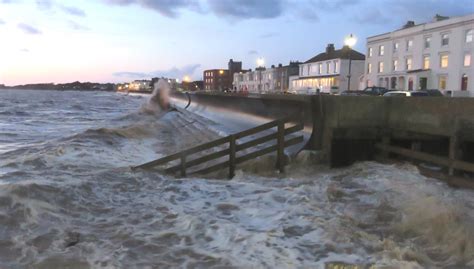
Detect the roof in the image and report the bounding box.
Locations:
[304,47,365,63]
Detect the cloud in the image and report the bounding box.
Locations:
[17,23,42,34]
[259,32,277,38]
[207,0,284,19]
[68,20,89,31]
[36,0,53,10]
[113,64,202,79]
[104,0,199,18]
[353,8,391,25]
[60,5,86,17]
[0,18,5,25]
[248,50,258,55]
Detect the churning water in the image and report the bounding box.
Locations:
[1,90,474,269]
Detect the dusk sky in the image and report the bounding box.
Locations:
[1,0,473,85]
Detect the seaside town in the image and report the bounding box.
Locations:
[110,13,472,97]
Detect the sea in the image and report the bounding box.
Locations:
[0,89,473,269]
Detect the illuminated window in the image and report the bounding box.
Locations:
[467,30,473,43]
[378,62,384,73]
[424,36,431,48]
[393,42,399,52]
[367,63,372,74]
[406,39,413,51]
[318,63,322,74]
[406,57,412,70]
[440,54,449,68]
[439,76,447,90]
[465,53,471,67]
[379,45,384,56]
[423,56,430,69]
[393,59,398,71]
[368,47,373,57]
[441,33,449,46]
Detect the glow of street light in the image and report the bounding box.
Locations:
[256,57,265,67]
[344,34,357,48]
[183,76,191,82]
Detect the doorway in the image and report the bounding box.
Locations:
[462,74,468,91]
[419,77,427,90]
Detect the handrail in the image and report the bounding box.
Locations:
[132,116,305,178]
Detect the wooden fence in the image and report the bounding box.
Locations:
[132,116,304,179]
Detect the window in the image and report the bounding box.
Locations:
[318,63,322,74]
[406,39,413,51]
[439,76,447,90]
[368,47,373,57]
[406,57,412,70]
[423,56,430,69]
[441,33,449,46]
[467,29,473,43]
[440,54,449,68]
[424,36,431,48]
[393,59,398,71]
[333,60,338,73]
[465,53,472,67]
[378,62,384,73]
[393,42,399,52]
[326,62,330,73]
[367,63,372,74]
[379,45,385,56]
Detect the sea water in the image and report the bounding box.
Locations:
[0,89,473,268]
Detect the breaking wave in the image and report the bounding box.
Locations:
[0,90,473,268]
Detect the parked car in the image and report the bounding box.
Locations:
[424,89,444,96]
[361,86,390,96]
[383,91,430,97]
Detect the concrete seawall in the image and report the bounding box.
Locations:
[171,91,474,185]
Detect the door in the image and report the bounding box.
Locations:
[419,77,427,90]
[461,74,468,91]
[408,78,414,91]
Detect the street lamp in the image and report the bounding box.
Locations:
[344,34,357,91]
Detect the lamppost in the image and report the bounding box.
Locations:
[344,34,357,91]
[257,57,265,93]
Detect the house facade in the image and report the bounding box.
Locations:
[203,59,243,91]
[233,62,299,93]
[364,14,474,96]
[289,44,365,93]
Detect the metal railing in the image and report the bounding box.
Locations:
[132,116,304,179]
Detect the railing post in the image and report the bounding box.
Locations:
[229,135,236,179]
[180,153,187,177]
[277,120,285,173]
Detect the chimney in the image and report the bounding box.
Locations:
[403,21,415,29]
[278,63,283,67]
[326,44,335,53]
[271,64,275,68]
[433,14,449,22]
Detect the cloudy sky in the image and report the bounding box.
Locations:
[0,0,472,85]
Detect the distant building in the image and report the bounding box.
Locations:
[233,62,300,93]
[129,80,152,92]
[290,44,365,93]
[181,80,204,91]
[204,59,243,91]
[364,14,474,96]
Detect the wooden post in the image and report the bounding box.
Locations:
[180,153,187,177]
[229,135,236,179]
[277,120,285,173]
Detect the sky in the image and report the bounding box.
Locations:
[0,0,473,85]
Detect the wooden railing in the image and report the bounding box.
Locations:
[132,116,304,178]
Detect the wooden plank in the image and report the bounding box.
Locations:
[193,136,303,176]
[229,135,236,179]
[277,120,285,173]
[234,119,279,139]
[236,136,304,165]
[165,148,230,173]
[236,122,304,152]
[133,136,230,170]
[375,143,474,173]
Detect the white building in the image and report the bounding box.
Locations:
[233,62,299,93]
[290,44,365,93]
[364,14,474,96]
